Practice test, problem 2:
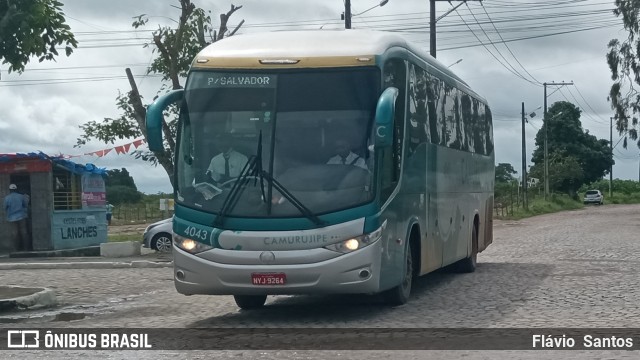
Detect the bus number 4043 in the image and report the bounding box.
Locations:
[184,226,208,241]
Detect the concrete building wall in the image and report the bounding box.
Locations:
[0,174,15,253]
[30,172,53,250]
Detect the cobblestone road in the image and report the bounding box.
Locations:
[2,204,640,358]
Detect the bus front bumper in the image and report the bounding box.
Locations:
[173,241,383,296]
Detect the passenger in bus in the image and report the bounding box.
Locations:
[326,139,367,170]
[206,137,248,184]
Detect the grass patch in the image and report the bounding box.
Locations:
[108,234,141,243]
[497,194,583,220]
[496,190,640,220]
[605,192,640,204]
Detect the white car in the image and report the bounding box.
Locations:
[583,190,604,205]
[142,218,173,252]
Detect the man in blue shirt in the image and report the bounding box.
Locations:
[3,184,30,251]
[106,202,114,226]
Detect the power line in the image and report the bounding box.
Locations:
[451,4,540,86]
[61,3,616,39]
[20,64,149,72]
[477,1,542,85]
[438,23,617,51]
[0,0,619,85]
[614,147,638,160]
[65,15,111,32]
[573,85,609,123]
[463,2,537,84]
[556,87,609,126]
[612,131,629,149]
[0,74,163,87]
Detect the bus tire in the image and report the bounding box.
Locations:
[455,222,478,273]
[233,295,267,309]
[383,242,413,306]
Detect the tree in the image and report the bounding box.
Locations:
[106,168,141,205]
[0,0,77,73]
[76,0,244,187]
[495,163,518,183]
[607,0,640,148]
[106,186,142,205]
[530,101,614,194]
[530,151,584,197]
[106,168,138,190]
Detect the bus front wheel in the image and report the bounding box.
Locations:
[233,295,267,309]
[383,243,413,306]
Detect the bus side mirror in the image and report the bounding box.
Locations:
[146,89,184,152]
[374,87,398,148]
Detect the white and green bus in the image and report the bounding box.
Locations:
[146,30,494,309]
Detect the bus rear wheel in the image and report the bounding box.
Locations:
[233,295,267,309]
[455,223,478,273]
[383,243,413,306]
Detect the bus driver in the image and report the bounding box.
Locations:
[326,138,367,170]
[206,137,248,184]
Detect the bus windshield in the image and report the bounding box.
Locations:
[176,68,380,218]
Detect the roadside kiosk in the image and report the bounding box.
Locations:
[0,152,108,254]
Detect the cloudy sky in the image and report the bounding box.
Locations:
[1,0,638,194]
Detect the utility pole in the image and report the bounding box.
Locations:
[429,0,480,58]
[430,0,436,57]
[344,0,389,29]
[522,102,528,210]
[344,0,352,29]
[610,117,613,198]
[543,81,573,200]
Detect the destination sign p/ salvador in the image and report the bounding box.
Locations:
[206,74,277,88]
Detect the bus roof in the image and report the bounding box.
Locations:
[193,30,468,86]
[198,30,407,58]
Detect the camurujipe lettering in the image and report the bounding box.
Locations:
[264,234,329,245]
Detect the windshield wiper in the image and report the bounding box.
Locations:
[213,131,325,228]
[213,154,257,228]
[257,169,325,227]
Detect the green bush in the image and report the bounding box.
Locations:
[605,192,640,204]
[500,193,582,220]
[579,179,640,195]
[496,179,640,220]
[106,185,143,205]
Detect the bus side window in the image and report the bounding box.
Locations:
[381,59,406,202]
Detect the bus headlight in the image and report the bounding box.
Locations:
[174,234,213,254]
[324,225,384,254]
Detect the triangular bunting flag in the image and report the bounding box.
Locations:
[115,146,125,155]
[133,139,144,149]
[103,148,113,156]
[123,143,131,153]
